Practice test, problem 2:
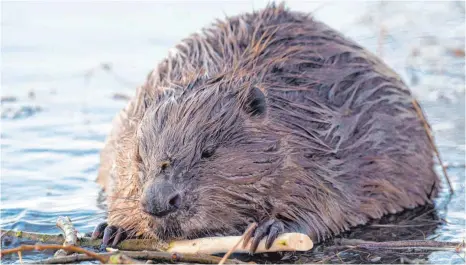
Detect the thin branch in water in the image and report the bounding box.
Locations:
[25,250,243,264]
[338,238,463,251]
[1,244,108,264]
[412,99,454,194]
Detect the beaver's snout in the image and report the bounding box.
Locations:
[140,181,182,218]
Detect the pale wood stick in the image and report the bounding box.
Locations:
[167,232,313,254]
[54,216,78,257]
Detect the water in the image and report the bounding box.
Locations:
[1,1,464,264]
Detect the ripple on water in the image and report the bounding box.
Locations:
[1,208,103,234]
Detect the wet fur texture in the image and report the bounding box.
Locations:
[96,3,440,243]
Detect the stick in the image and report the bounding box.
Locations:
[54,216,78,257]
[337,239,464,251]
[0,229,164,251]
[0,244,108,264]
[412,99,454,194]
[167,232,313,254]
[24,250,243,264]
[1,229,313,255]
[18,251,23,264]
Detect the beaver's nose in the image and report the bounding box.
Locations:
[140,182,181,217]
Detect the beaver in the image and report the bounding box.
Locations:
[92,3,440,253]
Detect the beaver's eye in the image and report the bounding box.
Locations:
[201,147,215,159]
[160,161,170,171]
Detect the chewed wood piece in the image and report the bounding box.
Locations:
[167,232,313,254]
[54,216,78,257]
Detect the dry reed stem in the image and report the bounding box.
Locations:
[412,99,454,194]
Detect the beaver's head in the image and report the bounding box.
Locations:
[136,81,284,240]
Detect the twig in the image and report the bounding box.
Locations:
[54,216,78,257]
[1,227,313,255]
[337,239,463,251]
[26,253,97,264]
[0,229,164,251]
[219,222,257,265]
[1,244,108,264]
[26,250,244,264]
[412,99,454,194]
[317,248,349,264]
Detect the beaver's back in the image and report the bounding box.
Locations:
[97,3,439,242]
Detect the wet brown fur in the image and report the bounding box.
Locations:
[96,3,440,243]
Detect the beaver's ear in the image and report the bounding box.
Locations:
[243,86,267,117]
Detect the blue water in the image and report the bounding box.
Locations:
[1,1,464,264]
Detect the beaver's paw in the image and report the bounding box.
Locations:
[91,222,127,248]
[243,218,285,254]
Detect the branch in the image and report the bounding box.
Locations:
[412,99,454,194]
[1,229,313,254]
[21,250,243,264]
[0,229,164,251]
[337,239,464,251]
[0,244,108,264]
[166,232,313,254]
[54,216,78,257]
